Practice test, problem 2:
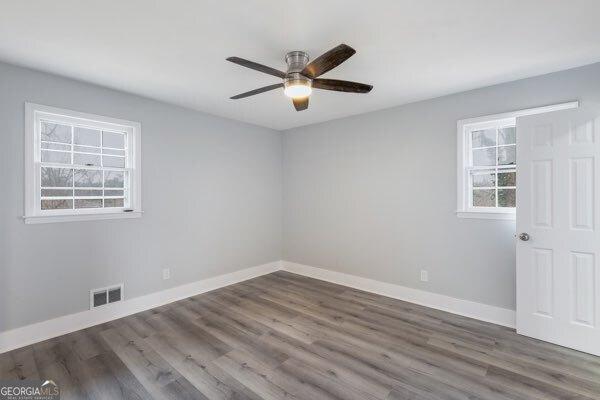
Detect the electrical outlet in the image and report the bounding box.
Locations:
[162,268,170,280]
[420,269,429,282]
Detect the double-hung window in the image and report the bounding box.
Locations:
[456,102,579,220]
[469,120,517,207]
[457,116,517,219]
[24,103,142,223]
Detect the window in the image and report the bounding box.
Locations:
[24,103,142,223]
[468,119,516,209]
[456,102,578,220]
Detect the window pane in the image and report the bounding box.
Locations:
[472,148,496,166]
[41,122,71,143]
[472,129,496,148]
[42,142,70,151]
[498,188,516,207]
[75,189,103,196]
[41,150,71,164]
[74,145,101,154]
[74,153,101,166]
[498,145,516,165]
[103,131,125,149]
[41,167,73,187]
[498,171,516,187]
[104,198,124,208]
[35,112,135,216]
[103,148,125,156]
[472,171,496,187]
[41,189,73,197]
[75,199,103,209]
[498,127,516,145]
[74,127,101,147]
[473,189,496,207]
[42,199,73,210]
[104,171,124,188]
[74,169,102,187]
[102,156,125,168]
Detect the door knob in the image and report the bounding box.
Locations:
[519,232,530,241]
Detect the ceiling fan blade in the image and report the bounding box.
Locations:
[292,97,309,111]
[226,57,287,79]
[301,44,356,78]
[230,83,284,99]
[312,79,373,93]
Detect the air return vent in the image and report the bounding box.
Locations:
[90,284,123,309]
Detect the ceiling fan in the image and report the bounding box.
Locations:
[226,44,373,111]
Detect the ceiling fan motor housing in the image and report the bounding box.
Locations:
[284,51,312,91]
[285,51,309,73]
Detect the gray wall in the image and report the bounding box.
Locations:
[0,62,283,332]
[3,60,600,332]
[282,62,600,310]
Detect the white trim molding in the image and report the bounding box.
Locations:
[456,210,516,220]
[0,261,280,354]
[456,101,579,220]
[24,210,144,224]
[24,102,143,224]
[282,261,516,328]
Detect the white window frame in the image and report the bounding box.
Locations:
[456,101,579,220]
[24,103,142,224]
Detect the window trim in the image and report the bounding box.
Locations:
[24,103,142,224]
[456,101,579,220]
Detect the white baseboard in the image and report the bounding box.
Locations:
[0,261,280,354]
[0,259,516,354]
[281,261,516,329]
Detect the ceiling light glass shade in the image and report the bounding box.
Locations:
[284,83,312,98]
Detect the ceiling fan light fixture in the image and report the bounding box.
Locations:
[284,83,312,99]
[284,73,312,99]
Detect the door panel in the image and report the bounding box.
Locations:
[531,160,553,227]
[517,107,600,356]
[571,251,595,326]
[533,248,553,317]
[570,157,594,230]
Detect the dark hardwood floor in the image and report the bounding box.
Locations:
[1,271,600,399]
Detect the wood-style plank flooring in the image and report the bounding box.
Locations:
[1,271,600,399]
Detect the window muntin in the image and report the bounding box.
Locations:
[468,124,516,209]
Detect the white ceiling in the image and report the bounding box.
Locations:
[1,0,600,131]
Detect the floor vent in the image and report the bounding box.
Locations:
[90,284,123,309]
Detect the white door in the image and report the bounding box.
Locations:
[516,106,600,356]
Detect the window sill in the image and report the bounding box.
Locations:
[456,210,515,220]
[23,211,143,224]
